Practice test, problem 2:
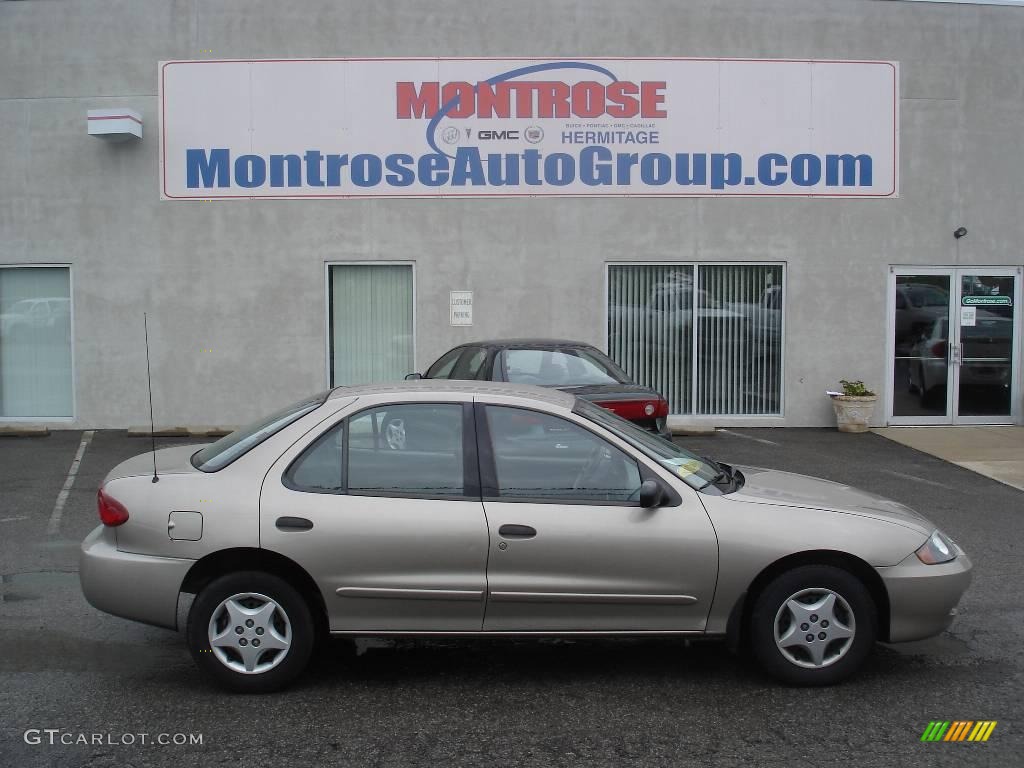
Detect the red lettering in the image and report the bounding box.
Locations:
[537,82,571,118]
[640,81,667,118]
[441,82,476,118]
[476,82,511,118]
[571,81,604,118]
[605,81,640,118]
[396,82,439,119]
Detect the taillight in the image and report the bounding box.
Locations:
[598,398,670,421]
[930,341,947,358]
[97,486,129,526]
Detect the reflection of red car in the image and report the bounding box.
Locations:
[410,340,672,439]
[908,315,1012,406]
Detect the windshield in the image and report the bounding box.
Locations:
[574,398,722,491]
[502,348,627,387]
[191,391,329,472]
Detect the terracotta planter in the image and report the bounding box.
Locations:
[830,395,878,433]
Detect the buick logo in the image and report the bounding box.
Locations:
[440,126,461,145]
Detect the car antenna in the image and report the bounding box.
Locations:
[144,312,159,483]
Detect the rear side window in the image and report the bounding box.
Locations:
[284,422,344,492]
[349,404,464,495]
[192,391,328,472]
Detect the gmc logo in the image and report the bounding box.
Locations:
[478,130,519,140]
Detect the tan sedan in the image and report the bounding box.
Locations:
[80,382,971,692]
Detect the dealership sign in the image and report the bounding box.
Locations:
[159,58,899,199]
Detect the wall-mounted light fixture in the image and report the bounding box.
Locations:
[87,108,142,141]
[953,226,968,239]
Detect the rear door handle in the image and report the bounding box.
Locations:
[498,524,537,539]
[276,516,313,531]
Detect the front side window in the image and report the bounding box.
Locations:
[452,347,488,379]
[0,266,73,418]
[484,406,641,503]
[574,398,720,491]
[347,404,464,495]
[425,347,462,379]
[501,348,626,387]
[192,392,329,472]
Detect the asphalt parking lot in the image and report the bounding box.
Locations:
[1,428,1021,768]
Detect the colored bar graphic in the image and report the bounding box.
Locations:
[921,721,950,741]
[922,720,997,742]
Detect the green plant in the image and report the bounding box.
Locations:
[839,379,876,397]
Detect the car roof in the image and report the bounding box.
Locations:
[447,338,597,350]
[325,380,577,409]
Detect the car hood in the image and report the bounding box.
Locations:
[557,383,661,401]
[724,466,933,535]
[103,445,203,484]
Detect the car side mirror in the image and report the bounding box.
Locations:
[639,479,665,509]
[404,372,422,380]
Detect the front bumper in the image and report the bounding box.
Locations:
[79,525,194,630]
[878,548,973,642]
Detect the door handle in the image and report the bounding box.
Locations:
[498,524,537,539]
[275,516,313,531]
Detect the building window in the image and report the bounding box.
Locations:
[328,264,414,386]
[0,266,73,418]
[607,263,783,416]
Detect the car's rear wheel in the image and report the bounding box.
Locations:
[186,571,315,693]
[750,565,876,686]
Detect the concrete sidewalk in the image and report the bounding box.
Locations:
[873,426,1024,492]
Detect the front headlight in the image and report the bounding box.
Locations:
[916,529,957,565]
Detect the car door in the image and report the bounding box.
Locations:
[259,397,488,632]
[477,401,718,632]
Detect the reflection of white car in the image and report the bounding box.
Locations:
[908,314,1012,406]
[0,297,71,337]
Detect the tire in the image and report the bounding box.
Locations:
[749,565,876,686]
[186,571,316,693]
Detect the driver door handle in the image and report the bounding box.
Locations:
[498,524,537,539]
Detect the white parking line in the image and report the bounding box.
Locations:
[0,516,29,523]
[719,429,781,446]
[46,430,94,535]
[881,469,954,490]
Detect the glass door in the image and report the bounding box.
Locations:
[888,267,1020,425]
[890,271,954,423]
[955,270,1018,423]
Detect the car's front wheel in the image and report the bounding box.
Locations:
[750,565,876,686]
[186,571,315,693]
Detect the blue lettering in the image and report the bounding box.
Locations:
[826,154,872,186]
[419,154,450,186]
[710,153,741,190]
[544,153,575,186]
[384,154,415,186]
[350,154,382,187]
[791,154,821,186]
[758,154,787,186]
[640,153,671,185]
[580,146,612,186]
[234,154,266,188]
[186,148,229,188]
[452,147,486,186]
[675,154,706,186]
[269,154,302,187]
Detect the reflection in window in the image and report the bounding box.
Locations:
[286,423,344,492]
[347,404,463,495]
[607,264,783,416]
[0,267,73,417]
[485,406,641,502]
